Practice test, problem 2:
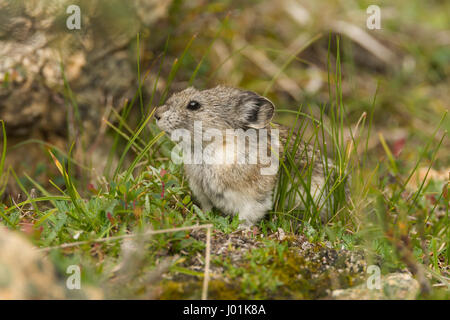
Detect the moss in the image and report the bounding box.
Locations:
[159,280,196,299]
[261,249,328,299]
[208,280,243,299]
[159,279,242,299]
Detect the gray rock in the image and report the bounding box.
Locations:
[331,272,420,300]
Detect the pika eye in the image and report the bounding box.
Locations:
[187,100,201,111]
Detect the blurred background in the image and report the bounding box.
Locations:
[0,0,448,193]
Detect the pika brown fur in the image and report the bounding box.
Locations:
[155,85,342,226]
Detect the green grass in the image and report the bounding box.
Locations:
[0,27,448,299]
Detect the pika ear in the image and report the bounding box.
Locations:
[237,91,275,129]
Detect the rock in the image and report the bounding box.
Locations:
[0,0,172,193]
[0,226,65,299]
[0,226,104,299]
[331,272,420,300]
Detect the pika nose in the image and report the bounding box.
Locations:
[154,105,168,121]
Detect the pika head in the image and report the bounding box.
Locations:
[154,85,275,133]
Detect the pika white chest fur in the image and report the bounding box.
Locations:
[184,162,274,226]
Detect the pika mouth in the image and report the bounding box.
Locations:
[155,120,165,131]
[155,119,174,134]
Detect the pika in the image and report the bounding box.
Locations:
[155,86,344,226]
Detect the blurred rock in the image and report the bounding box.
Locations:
[0,226,65,299]
[0,0,171,191]
[331,273,420,300]
[0,226,104,299]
